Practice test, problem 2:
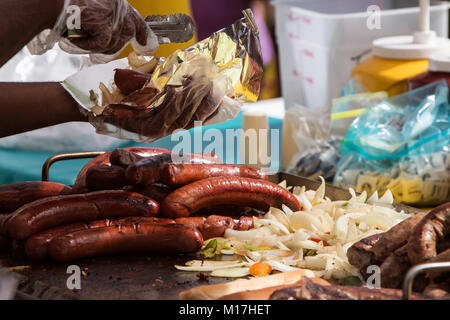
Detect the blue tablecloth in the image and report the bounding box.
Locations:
[0,113,283,185]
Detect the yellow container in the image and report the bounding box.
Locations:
[351,56,428,96]
[119,0,197,58]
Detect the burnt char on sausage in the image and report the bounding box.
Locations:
[24,217,174,260]
[85,165,126,191]
[371,212,427,262]
[125,153,222,186]
[160,163,268,186]
[0,182,72,212]
[48,223,204,262]
[161,177,302,218]
[109,149,145,167]
[408,203,450,265]
[6,190,159,241]
[72,147,170,193]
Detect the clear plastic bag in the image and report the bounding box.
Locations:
[28,0,158,64]
[334,81,450,206]
[90,55,231,142]
[286,90,387,181]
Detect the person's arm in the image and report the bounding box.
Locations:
[0,82,86,138]
[0,0,63,67]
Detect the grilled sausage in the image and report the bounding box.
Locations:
[371,212,427,262]
[24,216,174,260]
[114,68,152,95]
[175,215,254,240]
[109,149,145,167]
[0,182,72,212]
[347,233,384,277]
[138,183,175,203]
[72,147,170,193]
[408,203,450,265]
[269,277,427,300]
[161,163,268,186]
[48,223,203,262]
[424,248,450,282]
[379,245,411,289]
[161,177,302,218]
[6,190,159,240]
[125,153,222,186]
[0,213,13,235]
[85,165,126,191]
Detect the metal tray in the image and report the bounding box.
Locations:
[0,153,446,300]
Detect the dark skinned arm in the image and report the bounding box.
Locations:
[0,82,87,138]
[0,1,86,138]
[0,0,64,67]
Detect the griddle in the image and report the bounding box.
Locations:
[0,154,423,300]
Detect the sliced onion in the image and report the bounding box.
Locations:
[211,267,250,278]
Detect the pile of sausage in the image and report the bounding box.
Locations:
[0,147,302,263]
[347,202,450,299]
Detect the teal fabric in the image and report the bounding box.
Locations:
[0,113,283,185]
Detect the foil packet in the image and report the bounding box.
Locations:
[62,9,263,142]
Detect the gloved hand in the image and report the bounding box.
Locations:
[28,0,159,64]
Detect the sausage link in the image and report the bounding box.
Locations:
[371,212,427,262]
[0,213,13,235]
[114,68,151,95]
[6,190,159,240]
[269,277,426,300]
[379,245,411,289]
[48,223,203,262]
[125,153,222,186]
[110,149,143,167]
[175,215,254,240]
[408,203,450,265]
[347,233,384,277]
[85,165,126,191]
[161,163,268,186]
[161,177,302,218]
[138,183,175,203]
[25,216,174,260]
[0,182,72,212]
[72,147,170,193]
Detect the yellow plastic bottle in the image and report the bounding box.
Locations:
[352,56,428,96]
[352,0,449,96]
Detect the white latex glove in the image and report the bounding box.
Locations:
[28,0,159,64]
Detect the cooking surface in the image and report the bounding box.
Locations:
[0,173,421,300]
[0,253,235,300]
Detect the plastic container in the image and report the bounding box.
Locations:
[352,0,450,96]
[272,0,449,111]
[409,51,450,90]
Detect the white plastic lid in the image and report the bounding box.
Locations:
[373,35,450,60]
[428,51,450,72]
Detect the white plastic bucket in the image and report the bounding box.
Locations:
[272,0,450,112]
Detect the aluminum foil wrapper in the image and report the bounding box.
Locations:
[62,9,263,142]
